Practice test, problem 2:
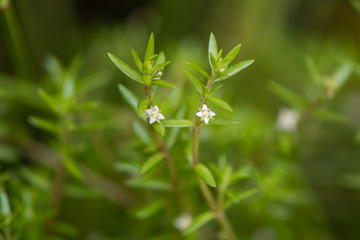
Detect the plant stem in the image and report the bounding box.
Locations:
[144,84,191,212]
[5,226,11,240]
[191,75,239,240]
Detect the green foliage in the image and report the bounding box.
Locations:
[194,164,216,187]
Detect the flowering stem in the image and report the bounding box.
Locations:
[192,75,238,240]
[144,84,191,212]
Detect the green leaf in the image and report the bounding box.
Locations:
[223,44,241,66]
[184,211,215,235]
[268,81,304,109]
[64,157,83,180]
[183,67,203,95]
[224,188,259,209]
[209,84,223,95]
[133,121,151,145]
[207,96,233,112]
[131,49,143,72]
[152,80,176,88]
[28,116,59,135]
[207,119,240,126]
[137,97,150,117]
[135,199,164,219]
[150,60,171,75]
[118,84,139,112]
[154,51,166,66]
[139,153,165,174]
[313,108,348,123]
[215,59,254,82]
[305,56,322,88]
[108,53,143,84]
[208,33,218,69]
[164,119,194,128]
[185,61,210,79]
[167,105,186,149]
[216,49,223,61]
[210,53,218,71]
[152,122,165,137]
[333,62,353,89]
[144,33,155,61]
[194,164,216,187]
[126,179,171,191]
[0,190,11,218]
[38,88,60,114]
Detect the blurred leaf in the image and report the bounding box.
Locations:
[0,144,19,163]
[164,119,193,128]
[185,61,210,79]
[133,121,152,145]
[150,61,171,75]
[131,49,143,72]
[207,96,233,112]
[20,168,50,191]
[152,80,176,88]
[313,108,347,123]
[114,163,140,174]
[154,51,166,66]
[108,53,143,84]
[184,211,214,235]
[167,105,186,149]
[231,165,252,183]
[139,153,165,174]
[268,81,304,109]
[64,157,83,180]
[118,84,139,112]
[137,97,150,117]
[194,164,216,187]
[209,84,223,95]
[152,122,165,137]
[224,188,259,209]
[183,67,203,95]
[208,33,218,70]
[207,119,240,126]
[0,190,11,224]
[144,33,155,61]
[305,56,322,88]
[55,221,79,238]
[43,55,64,84]
[215,60,254,82]
[29,116,59,135]
[62,77,75,102]
[126,179,171,191]
[350,0,360,14]
[135,199,164,219]
[332,62,353,89]
[342,174,360,189]
[223,44,241,66]
[38,88,61,114]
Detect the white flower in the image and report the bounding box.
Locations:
[276,108,299,132]
[173,212,192,230]
[196,104,215,124]
[145,105,165,124]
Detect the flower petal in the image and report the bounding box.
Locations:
[196,112,203,117]
[210,111,216,117]
[149,117,156,124]
[145,109,152,115]
[202,104,208,111]
[204,117,209,124]
[158,113,165,120]
[154,105,159,111]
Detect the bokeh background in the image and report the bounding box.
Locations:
[1,0,360,239]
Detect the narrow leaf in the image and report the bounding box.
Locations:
[126,179,171,191]
[164,119,194,128]
[0,190,11,218]
[210,53,218,71]
[137,97,150,117]
[108,53,143,84]
[184,211,215,235]
[38,88,60,114]
[185,61,210,79]
[215,59,254,82]
[150,60,171,75]
[207,96,233,112]
[152,80,175,88]
[225,188,259,209]
[207,119,240,126]
[223,44,241,66]
[144,33,155,61]
[167,105,186,149]
[152,122,165,137]
[133,121,152,145]
[333,62,353,89]
[183,67,203,95]
[154,51,166,66]
[305,56,322,88]
[209,84,223,95]
[208,33,218,69]
[28,116,59,135]
[118,84,139,112]
[313,108,348,123]
[139,153,165,174]
[64,157,83,180]
[268,81,303,109]
[135,199,164,219]
[131,49,143,72]
[194,164,216,187]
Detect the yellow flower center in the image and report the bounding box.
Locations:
[151,110,160,118]
[203,110,210,118]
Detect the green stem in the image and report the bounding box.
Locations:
[5,226,11,240]
[191,75,239,240]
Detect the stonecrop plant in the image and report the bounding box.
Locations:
[107,33,255,239]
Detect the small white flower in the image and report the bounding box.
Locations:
[154,71,163,79]
[219,67,226,72]
[173,212,192,231]
[196,104,215,124]
[145,105,165,124]
[276,108,299,132]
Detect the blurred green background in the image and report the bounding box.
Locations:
[1,0,360,239]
